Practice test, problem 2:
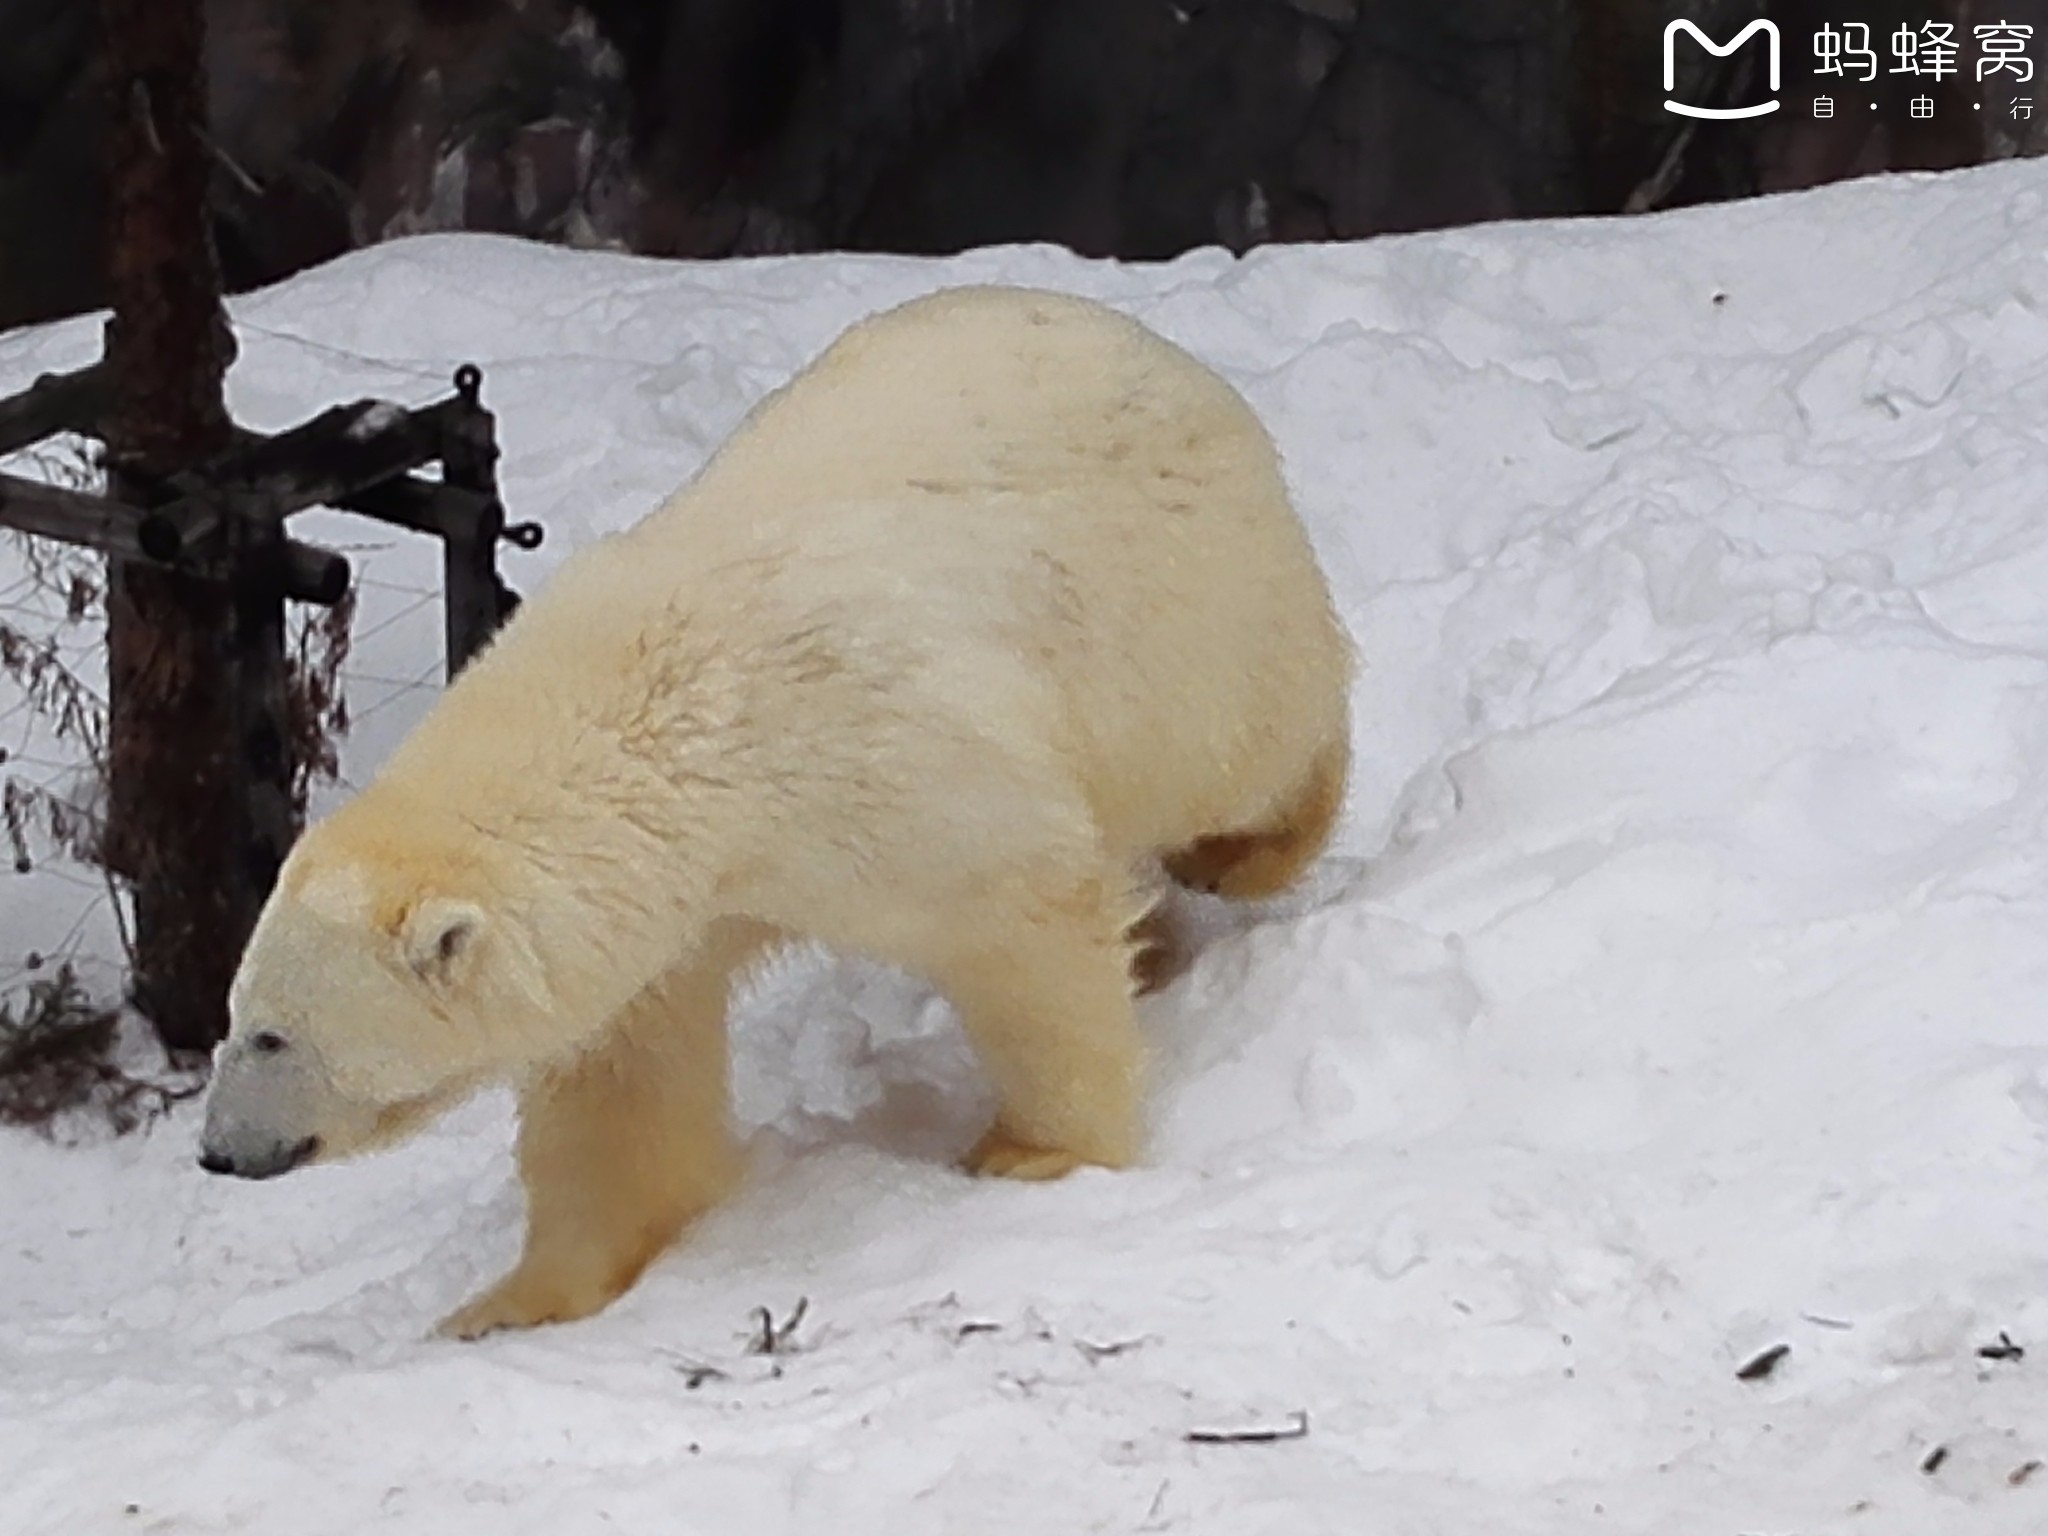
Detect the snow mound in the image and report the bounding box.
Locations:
[7,160,2048,1533]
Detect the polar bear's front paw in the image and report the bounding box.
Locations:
[435,1268,612,1340]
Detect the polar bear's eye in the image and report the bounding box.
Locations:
[250,1030,289,1056]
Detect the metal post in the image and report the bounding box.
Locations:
[225,518,294,911]
[438,363,506,679]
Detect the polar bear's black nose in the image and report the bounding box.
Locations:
[197,1136,318,1179]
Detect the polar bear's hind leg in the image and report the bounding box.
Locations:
[933,876,1147,1184]
[1163,736,1348,902]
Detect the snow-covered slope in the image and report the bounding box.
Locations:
[7,158,2048,1534]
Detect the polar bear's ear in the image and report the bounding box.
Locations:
[399,897,486,989]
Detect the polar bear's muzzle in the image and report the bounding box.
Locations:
[197,1029,336,1180]
[198,1133,319,1180]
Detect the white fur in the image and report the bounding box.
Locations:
[210,285,1355,1335]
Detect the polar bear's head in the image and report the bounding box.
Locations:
[197,795,558,1179]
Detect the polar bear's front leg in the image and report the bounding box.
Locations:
[438,922,769,1339]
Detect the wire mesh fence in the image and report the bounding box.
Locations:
[0,434,460,1031]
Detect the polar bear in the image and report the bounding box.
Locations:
[198,285,1353,1337]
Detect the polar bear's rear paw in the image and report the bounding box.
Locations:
[435,1268,614,1340]
[963,1125,1111,1182]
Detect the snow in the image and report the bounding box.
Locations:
[7,159,2048,1532]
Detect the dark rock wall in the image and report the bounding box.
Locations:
[0,0,2033,331]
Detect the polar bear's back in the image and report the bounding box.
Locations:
[658,285,1351,859]
[695,287,1259,508]
[420,286,1350,879]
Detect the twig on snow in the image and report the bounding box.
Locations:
[747,1296,810,1356]
[1184,1409,1309,1446]
[670,1359,729,1389]
[1076,1335,1153,1364]
[1138,1480,1172,1532]
[1735,1343,1791,1382]
[1977,1331,2025,1363]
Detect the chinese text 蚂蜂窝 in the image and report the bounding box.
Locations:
[1814,21,2033,83]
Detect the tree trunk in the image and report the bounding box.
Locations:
[96,0,251,1059]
